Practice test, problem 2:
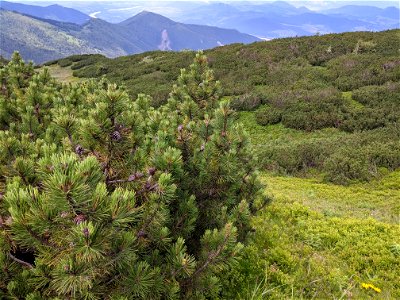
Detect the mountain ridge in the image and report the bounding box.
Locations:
[0,8,259,64]
[0,0,90,24]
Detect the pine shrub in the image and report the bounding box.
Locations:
[0,52,264,299]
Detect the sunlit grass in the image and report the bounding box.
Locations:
[238,110,345,150]
[43,65,81,83]
[261,171,400,224]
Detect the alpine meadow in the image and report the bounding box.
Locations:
[0,0,400,299]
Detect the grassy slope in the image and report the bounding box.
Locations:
[264,173,400,224]
[49,30,400,101]
[220,112,400,299]
[241,173,400,299]
[238,110,346,155]
[0,10,93,63]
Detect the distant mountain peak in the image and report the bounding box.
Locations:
[135,10,153,16]
[272,1,296,8]
[120,10,176,26]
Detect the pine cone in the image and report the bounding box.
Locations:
[82,227,90,238]
[111,130,122,142]
[148,167,156,176]
[145,182,152,190]
[137,230,147,238]
[75,145,84,156]
[128,172,144,181]
[74,214,86,224]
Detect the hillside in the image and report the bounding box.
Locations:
[0,0,90,24]
[0,9,95,63]
[0,9,259,64]
[48,29,400,186]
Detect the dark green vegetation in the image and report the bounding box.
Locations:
[0,52,266,298]
[0,9,258,64]
[51,29,400,185]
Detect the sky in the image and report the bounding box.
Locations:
[10,0,399,2]
[7,0,399,11]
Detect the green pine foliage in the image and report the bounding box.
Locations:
[0,52,264,299]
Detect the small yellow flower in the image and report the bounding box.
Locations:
[361,282,381,293]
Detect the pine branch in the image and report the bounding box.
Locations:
[190,224,233,280]
[65,127,75,148]
[25,226,62,249]
[137,196,162,238]
[8,252,33,269]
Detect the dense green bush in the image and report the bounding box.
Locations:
[352,82,400,106]
[61,30,399,110]
[252,121,400,184]
[255,88,344,131]
[324,148,374,184]
[0,52,265,299]
[255,106,282,126]
[230,93,263,111]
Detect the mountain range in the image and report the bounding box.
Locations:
[0,0,398,63]
[173,1,399,38]
[0,5,258,64]
[38,1,398,39]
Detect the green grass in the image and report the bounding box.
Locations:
[44,65,81,83]
[262,172,400,224]
[223,171,400,299]
[239,110,344,144]
[342,91,364,110]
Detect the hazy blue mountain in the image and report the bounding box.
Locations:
[52,1,203,24]
[14,1,396,39]
[0,0,90,24]
[321,5,400,27]
[322,5,399,18]
[0,9,259,64]
[174,1,399,39]
[120,11,258,51]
